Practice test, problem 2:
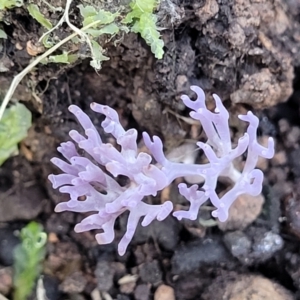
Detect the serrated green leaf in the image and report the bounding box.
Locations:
[131,12,163,59]
[124,0,164,59]
[0,103,31,166]
[27,4,52,30]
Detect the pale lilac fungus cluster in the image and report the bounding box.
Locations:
[49,86,275,255]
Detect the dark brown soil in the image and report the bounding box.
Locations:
[1,0,300,299]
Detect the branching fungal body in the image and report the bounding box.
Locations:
[49,86,274,255]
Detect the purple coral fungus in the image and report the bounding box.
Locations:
[49,86,274,255]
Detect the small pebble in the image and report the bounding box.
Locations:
[0,228,19,266]
[139,261,162,285]
[59,271,87,293]
[223,231,251,263]
[95,260,115,292]
[154,284,175,300]
[218,194,264,231]
[284,194,300,239]
[0,267,13,295]
[172,237,232,274]
[202,273,294,300]
[134,284,150,300]
[118,275,137,294]
[252,231,284,258]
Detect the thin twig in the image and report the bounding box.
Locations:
[38,0,71,42]
[39,0,94,62]
[0,20,101,121]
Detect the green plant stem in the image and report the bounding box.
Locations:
[0,20,101,121]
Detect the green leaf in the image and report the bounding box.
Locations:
[131,14,164,59]
[0,103,31,166]
[71,36,81,44]
[90,40,109,70]
[98,22,119,35]
[77,4,97,19]
[123,8,143,24]
[13,222,47,300]
[40,52,78,64]
[93,10,119,25]
[134,0,158,13]
[0,28,7,39]
[41,34,55,48]
[124,0,164,59]
[85,23,119,37]
[66,53,78,64]
[19,222,47,251]
[48,52,70,63]
[199,218,218,227]
[27,4,53,30]
[0,0,23,10]
[78,4,119,27]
